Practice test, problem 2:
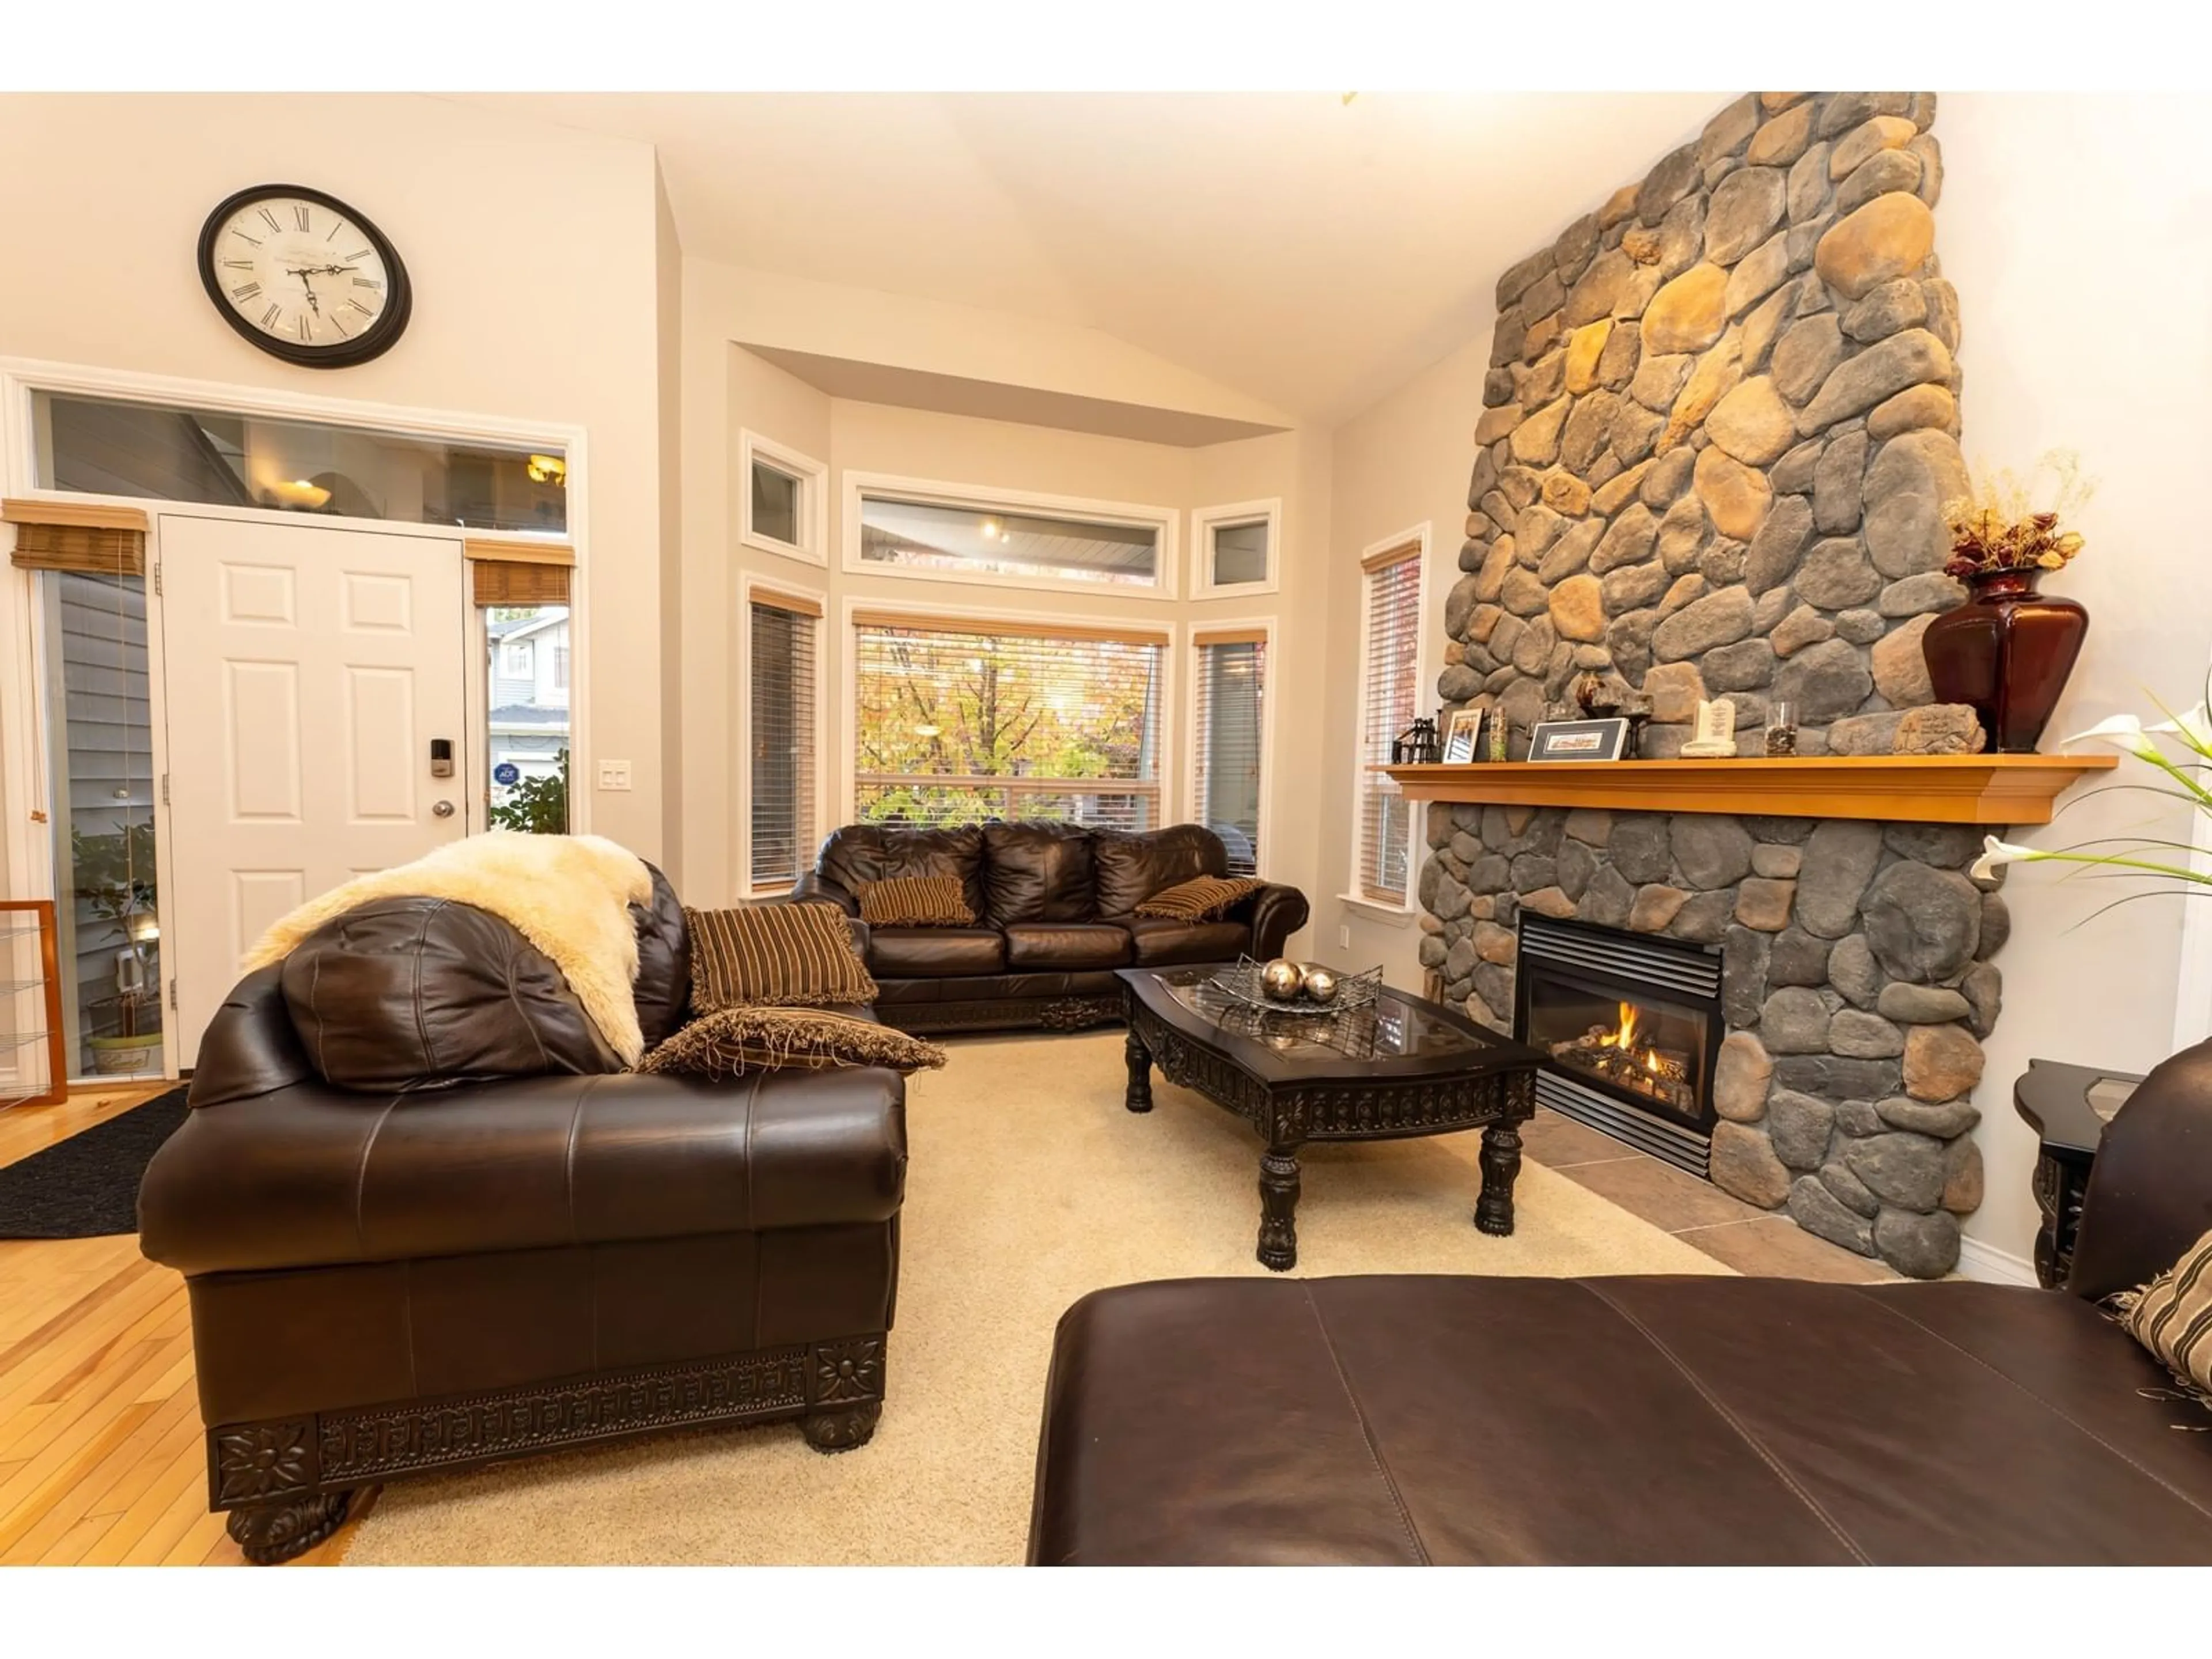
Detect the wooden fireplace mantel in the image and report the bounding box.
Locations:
[1382,753,2116,826]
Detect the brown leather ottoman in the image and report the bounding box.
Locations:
[1026,1274,2212,1565]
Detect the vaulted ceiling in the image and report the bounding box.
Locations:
[457,92,1721,425]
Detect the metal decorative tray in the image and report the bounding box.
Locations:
[1206,955,1383,1017]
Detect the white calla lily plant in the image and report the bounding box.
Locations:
[1969,683,2212,908]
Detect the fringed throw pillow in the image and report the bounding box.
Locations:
[2115,1225,2212,1418]
[1134,874,1266,922]
[638,1006,946,1079]
[685,902,878,1012]
[856,874,976,927]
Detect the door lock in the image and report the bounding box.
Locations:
[430,737,454,778]
[432,800,456,818]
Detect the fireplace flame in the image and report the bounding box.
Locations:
[1598,1000,1639,1053]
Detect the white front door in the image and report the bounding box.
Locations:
[158,514,469,1063]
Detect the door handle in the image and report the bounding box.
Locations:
[432,801,456,819]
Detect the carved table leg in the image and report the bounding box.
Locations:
[227,1490,351,1565]
[802,1401,882,1452]
[1124,1025,1154,1113]
[1476,1119,1525,1237]
[1257,1145,1302,1271]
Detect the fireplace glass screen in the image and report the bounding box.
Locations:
[1521,974,1711,1119]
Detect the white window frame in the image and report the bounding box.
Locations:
[503,641,533,676]
[841,469,1180,601]
[737,571,830,898]
[1342,524,1431,925]
[838,593,1179,829]
[1188,616,1277,878]
[738,429,827,566]
[1190,498,1282,599]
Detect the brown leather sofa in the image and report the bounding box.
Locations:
[791,821,1309,1035]
[139,869,905,1563]
[1027,1041,2212,1565]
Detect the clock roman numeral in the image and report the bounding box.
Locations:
[352,276,381,290]
[294,204,311,232]
[327,218,345,242]
[260,302,282,329]
[297,315,311,342]
[257,206,282,233]
[230,281,262,301]
[222,258,253,269]
[345,298,376,317]
[344,248,372,262]
[330,314,350,338]
[231,229,261,246]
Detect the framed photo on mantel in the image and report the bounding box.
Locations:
[1441,707,1484,763]
[1528,717,1631,763]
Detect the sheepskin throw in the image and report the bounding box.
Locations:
[685,902,879,1012]
[243,831,654,1064]
[857,874,975,927]
[2116,1225,2212,1414]
[1134,875,1266,922]
[638,1005,944,1079]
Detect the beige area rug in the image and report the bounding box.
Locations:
[345,1031,1730,1566]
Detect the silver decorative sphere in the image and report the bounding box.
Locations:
[1301,965,1339,1005]
[1260,957,1303,1001]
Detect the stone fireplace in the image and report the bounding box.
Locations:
[1419,92,2007,1279]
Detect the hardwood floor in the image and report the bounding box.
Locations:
[0,1081,361,1567]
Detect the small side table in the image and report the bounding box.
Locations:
[2013,1058,2145,1290]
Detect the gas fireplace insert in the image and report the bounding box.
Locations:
[1513,914,1724,1176]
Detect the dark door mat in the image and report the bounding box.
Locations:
[0,1086,191,1238]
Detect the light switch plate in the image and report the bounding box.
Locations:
[596,759,632,791]
[1338,925,1351,949]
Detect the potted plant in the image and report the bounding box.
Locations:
[1922,450,2096,753]
[71,819,164,1074]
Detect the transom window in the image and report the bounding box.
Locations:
[738,430,826,565]
[1193,499,1281,594]
[849,476,1173,593]
[852,611,1165,831]
[1354,539,1423,907]
[31,390,567,533]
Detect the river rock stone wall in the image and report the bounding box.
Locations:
[1444,91,1965,757]
[1425,92,2001,1279]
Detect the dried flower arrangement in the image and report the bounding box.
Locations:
[1942,449,2097,579]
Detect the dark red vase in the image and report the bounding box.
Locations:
[1921,567,2089,753]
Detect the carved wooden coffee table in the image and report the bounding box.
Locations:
[1116,965,1543,1271]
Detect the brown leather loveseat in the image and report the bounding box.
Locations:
[792,821,1309,1035]
[1028,1041,2212,1565]
[139,868,905,1563]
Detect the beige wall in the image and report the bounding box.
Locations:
[656,164,687,878]
[1323,336,1494,986]
[0,93,669,859]
[1938,93,2212,1272]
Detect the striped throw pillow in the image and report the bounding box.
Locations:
[685,902,878,1012]
[857,874,975,927]
[2119,1226,2212,1410]
[1133,874,1266,922]
[638,1005,945,1078]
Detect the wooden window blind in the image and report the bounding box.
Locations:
[749,599,819,891]
[4,501,148,577]
[1194,636,1267,876]
[1357,546,1422,904]
[852,616,1162,831]
[472,560,569,607]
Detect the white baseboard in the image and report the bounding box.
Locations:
[1956,1235,2040,1286]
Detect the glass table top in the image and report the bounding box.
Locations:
[1150,965,1495,1063]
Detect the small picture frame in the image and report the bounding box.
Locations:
[1441,707,1484,763]
[1528,717,1631,763]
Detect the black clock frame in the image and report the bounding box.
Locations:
[197,184,412,370]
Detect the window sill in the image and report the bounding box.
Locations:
[1338,894,1416,927]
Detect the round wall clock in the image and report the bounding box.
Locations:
[196,184,412,369]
